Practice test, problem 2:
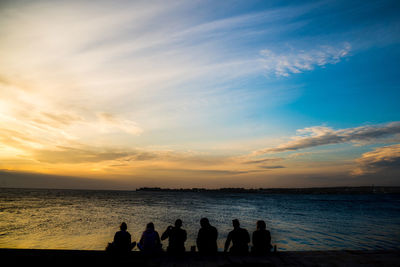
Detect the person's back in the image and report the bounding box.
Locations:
[139,222,162,254]
[168,227,187,252]
[251,220,272,255]
[196,218,218,254]
[252,229,272,254]
[229,227,250,253]
[114,230,131,251]
[112,222,136,253]
[224,219,250,255]
[161,219,187,254]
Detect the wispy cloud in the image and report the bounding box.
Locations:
[32,146,130,164]
[241,157,285,170]
[243,157,283,164]
[287,152,313,158]
[260,43,351,77]
[253,122,400,155]
[96,112,142,135]
[259,165,285,169]
[352,144,400,175]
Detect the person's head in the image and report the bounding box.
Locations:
[120,222,127,231]
[175,219,182,228]
[256,220,266,230]
[200,217,210,228]
[232,219,240,229]
[146,222,155,231]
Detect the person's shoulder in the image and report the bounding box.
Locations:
[148,230,157,235]
[253,229,263,236]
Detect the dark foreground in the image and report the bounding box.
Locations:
[1,249,399,266]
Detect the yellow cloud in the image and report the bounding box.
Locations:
[352,144,400,175]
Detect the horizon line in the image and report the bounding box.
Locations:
[1,185,399,193]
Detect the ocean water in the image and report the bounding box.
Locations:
[0,188,399,251]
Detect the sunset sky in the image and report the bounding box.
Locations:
[0,0,399,189]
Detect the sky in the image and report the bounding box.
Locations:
[0,0,399,189]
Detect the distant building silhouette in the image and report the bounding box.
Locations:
[224,219,250,255]
[196,218,218,255]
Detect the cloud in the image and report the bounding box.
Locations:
[352,144,400,175]
[241,157,285,170]
[0,128,45,150]
[287,152,312,158]
[259,165,285,169]
[97,112,142,135]
[253,121,400,155]
[260,43,351,77]
[32,146,130,164]
[243,157,283,164]
[24,143,285,177]
[29,145,199,165]
[151,168,251,176]
[38,112,83,127]
[28,144,223,167]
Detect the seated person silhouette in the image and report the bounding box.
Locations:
[138,222,162,254]
[224,219,250,255]
[161,219,187,254]
[251,220,273,255]
[111,222,136,254]
[196,217,218,255]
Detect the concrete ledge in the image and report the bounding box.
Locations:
[1,248,399,266]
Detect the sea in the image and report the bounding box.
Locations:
[1,188,399,251]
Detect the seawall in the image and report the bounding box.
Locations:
[1,248,399,266]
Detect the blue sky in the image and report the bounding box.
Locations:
[0,0,399,189]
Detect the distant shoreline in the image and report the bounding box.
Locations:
[1,186,400,194]
[136,186,400,194]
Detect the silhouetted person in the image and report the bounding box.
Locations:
[161,219,187,254]
[196,217,218,255]
[224,219,250,255]
[251,220,272,255]
[112,222,136,254]
[138,222,162,254]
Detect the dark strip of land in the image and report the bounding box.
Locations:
[1,249,399,266]
[136,186,400,194]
